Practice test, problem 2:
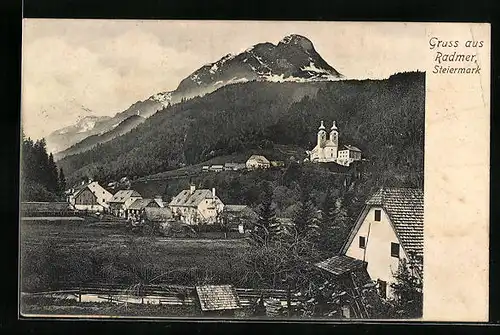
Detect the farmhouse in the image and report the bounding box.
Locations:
[67,181,113,212]
[221,205,258,233]
[209,165,224,172]
[126,198,162,221]
[224,162,246,171]
[195,285,242,316]
[108,190,143,218]
[246,155,270,170]
[337,145,362,166]
[307,121,362,166]
[169,185,224,225]
[339,187,423,299]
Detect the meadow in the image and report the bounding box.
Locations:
[20,220,250,293]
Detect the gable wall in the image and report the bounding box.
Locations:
[345,206,408,287]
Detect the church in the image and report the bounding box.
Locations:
[307,121,362,166]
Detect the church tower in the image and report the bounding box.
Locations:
[330,121,339,159]
[317,121,327,148]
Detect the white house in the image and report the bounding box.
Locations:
[340,188,424,299]
[108,190,143,218]
[337,145,362,166]
[246,155,270,170]
[68,181,113,212]
[307,121,362,166]
[169,185,224,225]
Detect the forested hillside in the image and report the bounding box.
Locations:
[58,71,425,190]
[21,132,66,201]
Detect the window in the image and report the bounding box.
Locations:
[378,280,387,299]
[391,242,400,258]
[374,209,381,221]
[359,236,366,249]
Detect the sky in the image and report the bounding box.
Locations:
[22,20,427,140]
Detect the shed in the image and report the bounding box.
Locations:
[195,285,241,316]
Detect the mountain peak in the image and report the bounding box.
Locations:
[279,34,314,51]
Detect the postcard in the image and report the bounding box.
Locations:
[19,20,490,322]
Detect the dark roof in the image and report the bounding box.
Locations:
[366,188,424,261]
[341,145,361,152]
[169,189,217,207]
[195,285,241,312]
[109,190,142,203]
[144,207,173,221]
[223,205,249,213]
[128,198,156,210]
[315,255,367,276]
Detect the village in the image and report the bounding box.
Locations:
[20,121,423,319]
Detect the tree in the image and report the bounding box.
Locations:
[388,259,423,318]
[58,168,66,195]
[249,181,279,246]
[47,153,59,194]
[292,187,319,239]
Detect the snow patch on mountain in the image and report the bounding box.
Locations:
[77,120,96,133]
[302,62,332,75]
[151,92,172,107]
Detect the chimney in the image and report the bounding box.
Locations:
[190,184,196,195]
[212,188,216,198]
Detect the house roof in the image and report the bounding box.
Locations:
[73,185,96,199]
[247,155,270,164]
[315,255,367,277]
[109,190,142,203]
[341,145,361,152]
[366,188,423,259]
[344,188,424,271]
[128,198,156,210]
[169,189,218,208]
[223,205,249,213]
[144,207,173,221]
[195,285,241,312]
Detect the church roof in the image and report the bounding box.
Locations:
[323,140,337,147]
[318,120,326,130]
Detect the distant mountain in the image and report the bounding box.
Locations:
[54,114,146,159]
[169,34,343,101]
[48,34,343,156]
[57,72,425,189]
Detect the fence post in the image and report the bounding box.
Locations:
[78,287,81,303]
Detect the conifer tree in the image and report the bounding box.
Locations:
[58,167,67,196]
[47,153,59,194]
[250,181,279,246]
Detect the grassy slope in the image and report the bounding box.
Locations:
[20,221,249,293]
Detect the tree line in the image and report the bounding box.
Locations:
[21,131,66,201]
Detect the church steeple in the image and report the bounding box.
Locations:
[330,120,339,147]
[317,120,327,147]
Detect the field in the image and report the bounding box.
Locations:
[20,220,250,293]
